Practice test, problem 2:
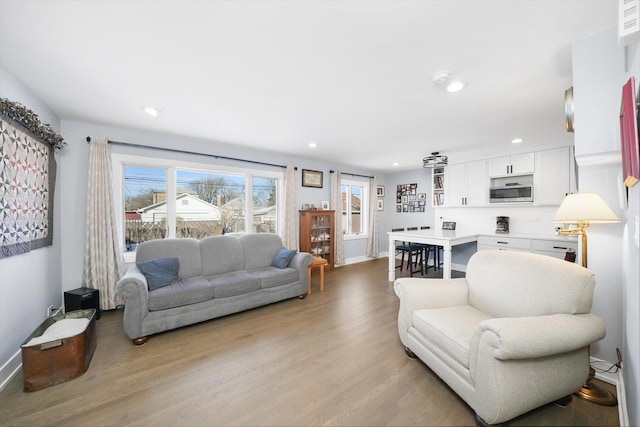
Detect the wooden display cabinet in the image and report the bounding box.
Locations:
[299,210,335,269]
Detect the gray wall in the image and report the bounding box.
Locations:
[0,65,63,385]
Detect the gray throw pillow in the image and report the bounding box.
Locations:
[137,257,180,290]
[271,248,297,269]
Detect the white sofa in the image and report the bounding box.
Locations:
[394,249,606,425]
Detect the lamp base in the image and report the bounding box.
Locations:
[574,368,617,406]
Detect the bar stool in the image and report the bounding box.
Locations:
[392,228,423,276]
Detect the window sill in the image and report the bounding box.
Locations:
[343,234,368,241]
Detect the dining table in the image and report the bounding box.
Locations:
[388,228,479,281]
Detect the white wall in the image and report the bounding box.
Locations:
[0,65,63,388]
[572,27,639,425]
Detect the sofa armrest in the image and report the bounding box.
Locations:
[289,252,313,289]
[394,277,469,346]
[115,265,150,339]
[473,313,606,361]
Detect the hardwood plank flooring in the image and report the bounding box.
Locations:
[0,258,619,426]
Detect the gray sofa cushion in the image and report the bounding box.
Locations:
[271,248,297,268]
[206,271,261,298]
[136,238,202,279]
[200,235,245,276]
[148,276,213,311]
[240,233,283,270]
[249,266,299,289]
[137,257,179,290]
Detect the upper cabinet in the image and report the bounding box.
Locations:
[443,160,487,207]
[534,147,575,206]
[488,153,535,177]
[432,166,445,206]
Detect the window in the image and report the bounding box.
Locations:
[113,153,282,260]
[340,178,369,238]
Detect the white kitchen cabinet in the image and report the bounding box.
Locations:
[443,160,487,207]
[534,147,575,206]
[477,235,578,262]
[477,235,531,251]
[488,152,535,177]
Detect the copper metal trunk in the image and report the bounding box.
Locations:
[21,309,97,392]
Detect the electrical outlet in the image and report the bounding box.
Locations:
[47,305,56,317]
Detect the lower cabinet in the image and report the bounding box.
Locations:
[477,235,578,261]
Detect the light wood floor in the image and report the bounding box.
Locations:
[0,258,619,426]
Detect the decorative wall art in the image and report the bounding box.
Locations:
[302,169,323,188]
[0,98,65,259]
[396,183,426,213]
[620,77,640,188]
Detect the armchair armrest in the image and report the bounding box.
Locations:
[394,277,469,346]
[474,313,606,361]
[394,277,469,311]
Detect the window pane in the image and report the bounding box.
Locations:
[252,176,277,233]
[124,166,167,252]
[351,186,362,234]
[175,170,246,237]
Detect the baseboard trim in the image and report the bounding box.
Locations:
[591,356,628,427]
[0,349,22,392]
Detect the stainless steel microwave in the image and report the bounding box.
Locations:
[489,185,533,203]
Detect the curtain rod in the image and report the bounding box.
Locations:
[86,136,295,170]
[330,169,374,179]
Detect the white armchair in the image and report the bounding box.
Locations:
[394,249,606,425]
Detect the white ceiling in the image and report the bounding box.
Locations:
[0,0,617,172]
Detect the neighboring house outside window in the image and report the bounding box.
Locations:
[112,153,282,262]
[340,178,369,239]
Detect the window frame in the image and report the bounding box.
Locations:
[112,153,284,262]
[340,178,369,240]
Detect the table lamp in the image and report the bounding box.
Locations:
[552,192,619,406]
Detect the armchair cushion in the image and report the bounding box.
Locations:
[413,305,492,369]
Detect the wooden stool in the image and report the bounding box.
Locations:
[308,256,327,294]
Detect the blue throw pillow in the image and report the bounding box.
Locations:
[137,257,180,290]
[271,248,297,269]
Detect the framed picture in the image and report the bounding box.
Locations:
[377,199,384,211]
[302,169,323,188]
[377,185,385,197]
[442,221,456,230]
[396,204,401,212]
[321,201,330,210]
[620,77,639,188]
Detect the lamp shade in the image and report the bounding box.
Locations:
[552,193,619,224]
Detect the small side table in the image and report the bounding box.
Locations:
[64,287,101,319]
[308,256,327,294]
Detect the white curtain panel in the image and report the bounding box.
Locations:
[282,165,298,249]
[330,171,345,265]
[366,176,379,258]
[82,136,124,310]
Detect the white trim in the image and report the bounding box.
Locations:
[591,356,628,427]
[0,349,22,393]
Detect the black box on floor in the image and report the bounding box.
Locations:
[64,287,101,319]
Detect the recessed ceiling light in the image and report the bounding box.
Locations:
[511,138,524,144]
[393,162,399,167]
[143,107,160,117]
[308,142,317,148]
[446,81,465,93]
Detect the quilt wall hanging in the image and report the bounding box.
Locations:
[0,98,65,259]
